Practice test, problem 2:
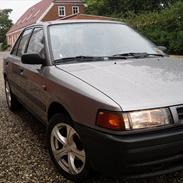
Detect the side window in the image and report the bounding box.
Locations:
[58,6,65,16]
[17,29,33,57]
[26,28,45,59]
[72,6,79,14]
[11,36,21,56]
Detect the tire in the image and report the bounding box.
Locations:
[4,79,21,111]
[47,113,91,182]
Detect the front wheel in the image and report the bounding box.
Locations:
[47,114,91,182]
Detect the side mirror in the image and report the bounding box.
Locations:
[21,54,45,65]
[157,46,167,52]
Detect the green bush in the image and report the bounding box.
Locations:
[126,1,183,54]
[1,43,9,51]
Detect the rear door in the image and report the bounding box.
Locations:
[5,28,33,104]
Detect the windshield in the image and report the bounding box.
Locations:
[49,22,163,61]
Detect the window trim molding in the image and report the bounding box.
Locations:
[26,27,44,53]
[11,28,33,57]
[58,6,66,17]
[72,6,80,15]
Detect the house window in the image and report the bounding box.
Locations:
[58,6,65,16]
[72,6,79,14]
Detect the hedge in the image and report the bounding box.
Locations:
[125,1,183,54]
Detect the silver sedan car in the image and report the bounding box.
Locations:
[3,20,183,182]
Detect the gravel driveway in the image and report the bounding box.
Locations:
[0,51,183,183]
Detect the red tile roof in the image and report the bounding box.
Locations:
[8,0,53,34]
[54,0,84,2]
[7,0,84,34]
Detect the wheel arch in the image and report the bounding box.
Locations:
[47,102,72,122]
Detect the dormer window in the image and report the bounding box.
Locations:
[58,6,65,16]
[72,6,79,14]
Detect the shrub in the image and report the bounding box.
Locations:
[125,1,183,54]
[1,43,9,51]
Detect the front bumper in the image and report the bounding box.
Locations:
[76,123,183,178]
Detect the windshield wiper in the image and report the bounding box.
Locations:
[144,53,165,57]
[53,55,127,64]
[53,53,164,64]
[112,52,164,58]
[53,56,105,64]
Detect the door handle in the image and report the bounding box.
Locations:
[18,68,24,75]
[42,84,47,91]
[5,62,9,66]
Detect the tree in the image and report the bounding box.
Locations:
[86,0,182,54]
[127,1,183,54]
[0,9,13,48]
[86,0,178,17]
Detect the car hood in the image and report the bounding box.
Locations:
[56,57,183,111]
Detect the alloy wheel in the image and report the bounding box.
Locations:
[50,123,86,175]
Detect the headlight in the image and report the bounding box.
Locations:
[123,108,172,130]
[96,108,172,131]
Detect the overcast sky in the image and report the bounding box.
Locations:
[0,0,40,23]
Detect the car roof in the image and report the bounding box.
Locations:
[27,19,125,28]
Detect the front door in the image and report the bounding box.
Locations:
[20,27,51,122]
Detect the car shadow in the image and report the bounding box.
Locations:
[13,107,47,147]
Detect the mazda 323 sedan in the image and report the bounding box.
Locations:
[3,20,183,182]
